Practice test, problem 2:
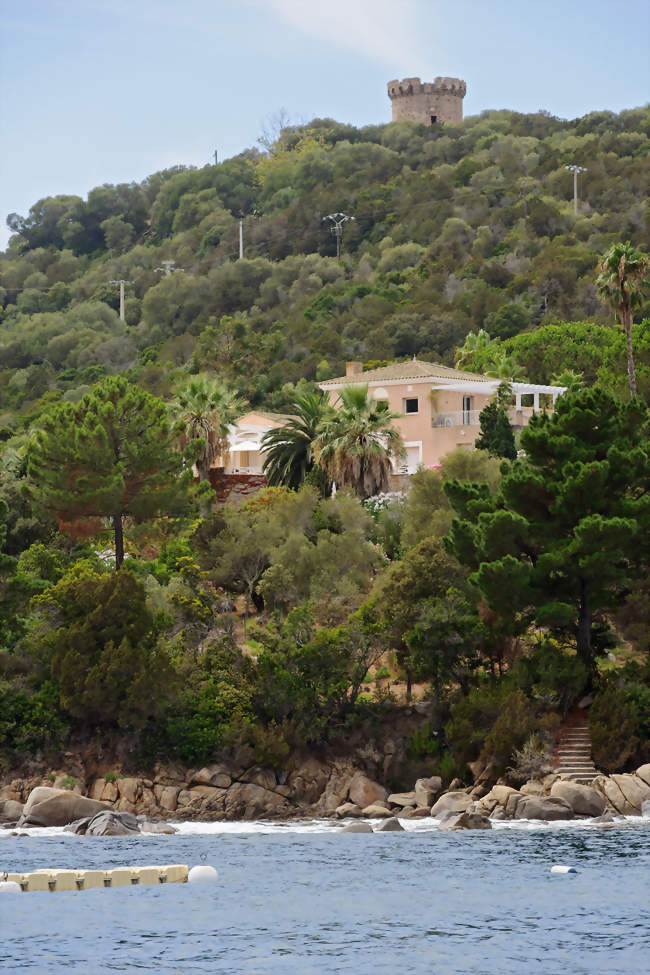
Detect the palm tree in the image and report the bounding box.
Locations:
[455,329,498,371]
[485,350,526,382]
[313,385,404,499]
[175,376,245,482]
[261,390,332,490]
[596,242,650,397]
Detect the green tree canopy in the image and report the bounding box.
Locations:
[314,385,404,498]
[28,376,192,568]
[28,563,175,728]
[445,387,650,670]
[174,375,245,482]
[475,400,517,460]
[261,390,333,490]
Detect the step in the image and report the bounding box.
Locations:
[555,765,597,771]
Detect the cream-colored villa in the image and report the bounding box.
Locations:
[214,360,565,482]
[319,360,566,473]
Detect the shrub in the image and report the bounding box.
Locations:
[590,683,640,772]
[507,734,553,784]
[511,641,588,715]
[482,689,538,768]
[443,682,505,771]
[0,680,68,758]
[406,724,440,760]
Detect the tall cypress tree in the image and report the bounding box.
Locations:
[28,377,193,568]
[475,400,517,460]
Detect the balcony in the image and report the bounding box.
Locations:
[432,410,481,427]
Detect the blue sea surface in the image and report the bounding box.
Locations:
[1,821,649,974]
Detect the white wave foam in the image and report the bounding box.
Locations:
[2,814,645,839]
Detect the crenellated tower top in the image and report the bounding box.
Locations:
[387,76,467,125]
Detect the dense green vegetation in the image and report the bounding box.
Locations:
[0,105,648,784]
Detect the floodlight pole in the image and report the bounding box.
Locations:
[565,165,587,215]
[323,212,355,260]
[109,279,134,321]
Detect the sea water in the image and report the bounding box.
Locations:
[1,818,648,974]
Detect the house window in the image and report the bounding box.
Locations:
[404,398,419,414]
[376,399,389,410]
[462,395,472,425]
[430,115,437,124]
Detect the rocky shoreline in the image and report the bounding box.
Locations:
[1,758,649,832]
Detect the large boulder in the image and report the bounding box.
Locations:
[592,774,650,815]
[141,821,177,834]
[116,777,141,804]
[519,780,545,797]
[191,764,232,789]
[340,822,373,833]
[153,785,179,812]
[239,766,276,791]
[288,758,329,804]
[592,775,630,814]
[636,764,650,787]
[223,782,288,820]
[377,817,405,832]
[514,795,573,821]
[348,773,388,809]
[335,802,363,818]
[0,799,24,823]
[362,803,392,818]
[550,781,606,817]
[386,791,416,808]
[479,785,520,815]
[414,777,442,808]
[431,791,473,818]
[177,786,228,814]
[438,811,492,831]
[610,774,650,814]
[86,810,140,836]
[19,787,110,827]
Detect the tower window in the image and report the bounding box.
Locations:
[430,115,437,124]
[404,398,419,414]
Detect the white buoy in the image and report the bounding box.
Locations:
[188,864,218,884]
[0,881,22,893]
[550,864,577,874]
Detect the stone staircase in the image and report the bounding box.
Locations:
[553,722,598,784]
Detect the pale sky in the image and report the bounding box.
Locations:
[1,0,648,250]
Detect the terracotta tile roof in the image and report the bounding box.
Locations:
[319,359,493,386]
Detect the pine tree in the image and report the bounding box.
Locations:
[28,377,192,568]
[475,400,517,460]
[445,388,650,670]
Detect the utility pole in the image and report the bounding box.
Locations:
[565,165,587,215]
[109,279,134,322]
[213,149,218,165]
[323,212,355,260]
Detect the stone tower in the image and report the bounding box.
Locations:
[387,76,467,125]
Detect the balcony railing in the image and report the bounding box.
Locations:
[432,410,481,428]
